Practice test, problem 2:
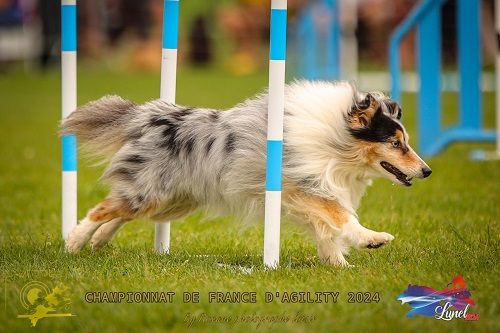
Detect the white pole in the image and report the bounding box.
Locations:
[496,0,500,156]
[264,0,287,268]
[61,0,77,240]
[155,0,179,254]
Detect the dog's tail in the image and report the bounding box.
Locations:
[60,95,137,158]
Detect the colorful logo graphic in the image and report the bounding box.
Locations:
[397,275,479,321]
[17,281,75,327]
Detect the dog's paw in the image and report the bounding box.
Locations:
[326,258,355,268]
[65,233,87,254]
[321,258,352,267]
[65,219,99,254]
[362,231,394,249]
[90,240,106,251]
[319,253,354,268]
[90,232,110,251]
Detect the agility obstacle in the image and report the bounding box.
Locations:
[61,0,77,240]
[264,0,287,268]
[60,0,288,267]
[295,0,340,80]
[155,0,180,254]
[389,0,496,157]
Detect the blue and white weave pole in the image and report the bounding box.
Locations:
[155,0,179,254]
[264,0,287,268]
[61,0,77,240]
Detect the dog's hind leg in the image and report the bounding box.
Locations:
[65,216,109,254]
[66,197,131,253]
[90,218,128,250]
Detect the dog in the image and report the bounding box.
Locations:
[61,80,431,266]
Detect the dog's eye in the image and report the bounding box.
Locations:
[392,140,401,148]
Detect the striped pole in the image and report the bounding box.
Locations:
[61,0,77,240]
[155,0,179,253]
[264,0,287,268]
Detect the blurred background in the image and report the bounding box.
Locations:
[0,6,498,333]
[0,0,495,82]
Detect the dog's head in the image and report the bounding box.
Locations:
[347,93,431,186]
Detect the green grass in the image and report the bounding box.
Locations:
[0,66,498,333]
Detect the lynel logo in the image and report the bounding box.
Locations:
[17,281,76,327]
[397,275,479,321]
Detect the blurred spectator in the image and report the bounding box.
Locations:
[218,0,269,75]
[107,0,153,46]
[357,0,494,69]
[218,0,305,75]
[105,0,161,71]
[357,0,416,69]
[0,0,38,70]
[0,0,22,26]
[78,0,105,58]
[0,0,496,73]
[37,0,59,69]
[188,14,213,66]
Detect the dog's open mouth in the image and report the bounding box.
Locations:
[380,161,412,186]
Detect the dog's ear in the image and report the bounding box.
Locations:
[385,100,402,120]
[349,93,378,128]
[357,93,375,110]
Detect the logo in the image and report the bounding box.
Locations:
[17,281,76,327]
[397,275,479,321]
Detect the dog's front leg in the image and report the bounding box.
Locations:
[341,215,394,249]
[310,219,351,267]
[287,193,352,266]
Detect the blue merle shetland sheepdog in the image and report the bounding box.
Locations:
[61,80,431,266]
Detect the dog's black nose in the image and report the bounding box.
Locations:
[422,167,432,178]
